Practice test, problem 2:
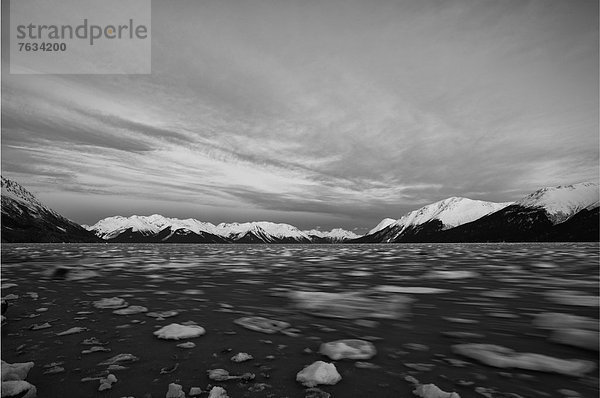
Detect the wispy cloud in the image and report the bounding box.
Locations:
[2,0,598,231]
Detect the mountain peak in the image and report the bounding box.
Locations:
[1,176,47,211]
[1,176,99,243]
[367,218,397,235]
[303,228,360,241]
[517,182,599,223]
[87,216,317,243]
[363,196,513,242]
[217,221,310,241]
[395,196,513,230]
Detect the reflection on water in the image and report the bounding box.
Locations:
[1,243,598,397]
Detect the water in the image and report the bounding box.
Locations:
[1,243,598,397]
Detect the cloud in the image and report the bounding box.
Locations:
[2,0,598,230]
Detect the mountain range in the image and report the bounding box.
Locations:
[82,215,356,244]
[354,182,598,243]
[83,215,360,244]
[1,176,598,243]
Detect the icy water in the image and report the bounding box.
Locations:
[1,243,599,398]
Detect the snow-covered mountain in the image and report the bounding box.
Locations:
[1,176,100,243]
[215,221,311,243]
[9,175,596,244]
[359,182,598,243]
[303,228,360,243]
[87,215,220,240]
[516,182,598,224]
[87,215,363,243]
[367,218,396,235]
[440,182,599,242]
[395,197,513,230]
[1,176,48,212]
[361,197,512,243]
[86,216,313,243]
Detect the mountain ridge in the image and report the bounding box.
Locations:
[358,182,599,243]
[1,176,101,243]
[3,176,597,243]
[303,228,360,243]
[85,216,328,243]
[358,197,512,243]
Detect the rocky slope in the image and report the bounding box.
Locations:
[1,177,101,243]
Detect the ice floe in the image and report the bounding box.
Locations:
[374,286,450,294]
[66,269,100,281]
[208,386,229,398]
[1,380,37,398]
[550,328,599,351]
[234,316,290,334]
[1,360,36,398]
[319,339,376,360]
[98,353,139,366]
[56,327,88,336]
[545,290,599,307]
[166,382,185,398]
[29,323,51,330]
[345,270,372,277]
[413,383,460,398]
[533,312,598,331]
[353,361,379,370]
[479,290,518,299]
[442,317,479,324]
[424,270,479,279]
[452,343,595,376]
[98,374,117,391]
[207,369,255,382]
[146,310,179,319]
[177,342,196,349]
[113,305,148,315]
[533,312,599,351]
[154,323,206,340]
[290,291,412,319]
[296,361,342,387]
[304,387,331,398]
[43,365,65,375]
[0,283,17,290]
[231,352,253,362]
[93,297,128,309]
[160,363,179,374]
[1,361,34,381]
[404,343,429,351]
[82,346,111,355]
[441,331,484,339]
[81,337,108,346]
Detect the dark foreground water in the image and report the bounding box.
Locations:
[1,243,599,398]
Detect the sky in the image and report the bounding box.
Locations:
[1,0,599,232]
